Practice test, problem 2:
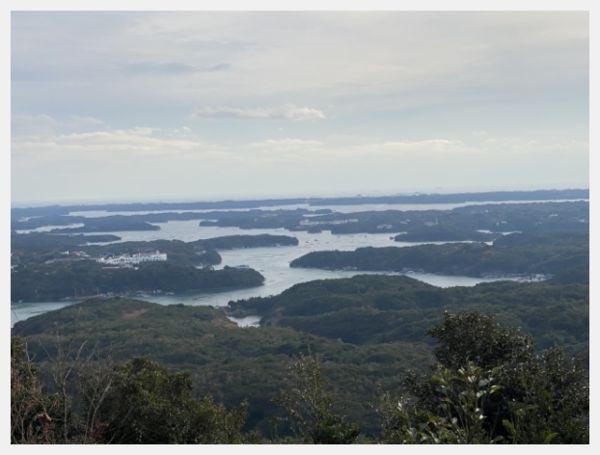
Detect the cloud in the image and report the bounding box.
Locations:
[12,126,231,162]
[12,113,105,136]
[12,114,57,135]
[192,104,326,121]
[251,138,324,148]
[241,138,325,163]
[479,137,589,157]
[10,12,588,202]
[241,136,587,164]
[241,137,476,164]
[379,139,468,153]
[123,61,230,74]
[281,107,326,121]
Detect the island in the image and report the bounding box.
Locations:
[11,233,300,302]
[11,261,265,302]
[11,195,588,241]
[290,231,589,282]
[11,188,588,219]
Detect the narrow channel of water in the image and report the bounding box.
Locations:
[11,203,558,326]
[11,222,535,326]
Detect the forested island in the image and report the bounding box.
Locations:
[198,200,588,237]
[11,261,265,302]
[11,233,299,302]
[12,208,329,233]
[11,188,588,219]
[49,220,160,233]
[12,233,122,251]
[9,192,590,443]
[291,231,588,282]
[11,198,588,243]
[79,234,298,266]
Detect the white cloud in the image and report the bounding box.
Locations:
[12,127,231,162]
[478,137,589,157]
[10,12,588,202]
[281,107,326,121]
[378,139,468,154]
[236,137,480,165]
[192,104,325,121]
[12,113,106,136]
[251,138,324,148]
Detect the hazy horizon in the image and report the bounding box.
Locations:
[11,185,589,209]
[11,11,589,204]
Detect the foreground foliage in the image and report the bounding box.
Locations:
[380,312,589,444]
[11,337,60,443]
[12,281,589,443]
[276,354,360,443]
[98,358,247,443]
[11,341,247,444]
[13,297,432,436]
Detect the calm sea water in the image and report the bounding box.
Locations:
[11,203,550,327]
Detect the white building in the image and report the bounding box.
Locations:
[97,250,167,266]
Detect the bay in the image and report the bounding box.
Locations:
[11,219,531,327]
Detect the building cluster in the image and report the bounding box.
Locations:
[97,250,167,266]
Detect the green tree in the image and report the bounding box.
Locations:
[496,347,588,443]
[96,358,247,443]
[11,337,60,443]
[380,312,588,444]
[380,362,502,443]
[276,354,360,443]
[428,311,533,370]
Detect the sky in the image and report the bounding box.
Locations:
[11,11,589,204]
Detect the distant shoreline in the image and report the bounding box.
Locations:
[11,188,589,213]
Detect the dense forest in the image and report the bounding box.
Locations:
[11,261,265,302]
[12,198,588,241]
[10,192,590,444]
[12,233,122,252]
[79,234,298,266]
[198,201,589,236]
[11,233,299,302]
[228,275,588,354]
[12,292,588,443]
[12,232,297,261]
[291,231,588,282]
[12,208,329,233]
